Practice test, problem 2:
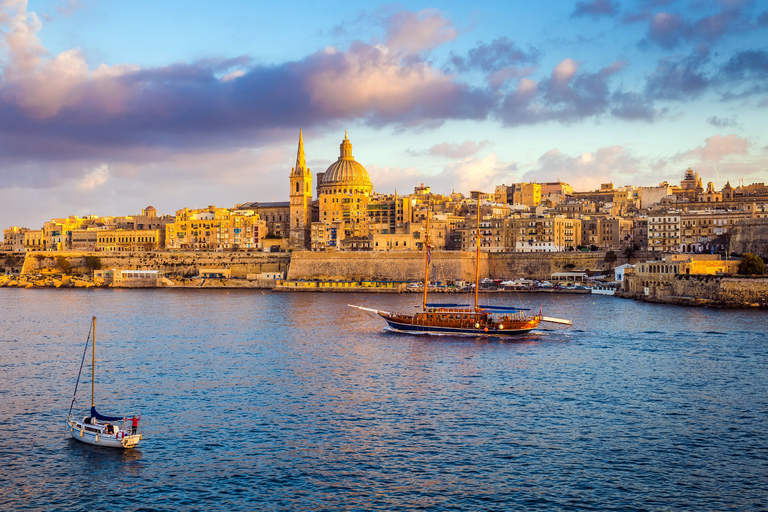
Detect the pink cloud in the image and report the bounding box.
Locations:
[384,9,457,54]
[552,58,579,86]
[681,134,750,162]
[427,140,492,159]
[521,145,641,190]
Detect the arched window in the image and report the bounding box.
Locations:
[296,182,299,193]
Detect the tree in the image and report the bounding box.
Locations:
[623,246,636,262]
[738,253,765,275]
[84,256,101,271]
[604,250,617,266]
[55,256,71,275]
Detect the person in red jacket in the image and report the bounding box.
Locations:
[129,414,141,435]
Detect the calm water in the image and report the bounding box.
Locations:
[0,288,767,511]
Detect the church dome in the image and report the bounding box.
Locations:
[321,132,372,188]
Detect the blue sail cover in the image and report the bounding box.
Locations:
[90,406,124,422]
[425,303,529,311]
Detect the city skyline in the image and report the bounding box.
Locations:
[1,0,767,228]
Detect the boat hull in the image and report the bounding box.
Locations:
[380,313,539,336]
[66,418,141,449]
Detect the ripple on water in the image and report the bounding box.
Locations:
[0,289,766,510]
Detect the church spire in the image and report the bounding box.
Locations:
[294,129,307,174]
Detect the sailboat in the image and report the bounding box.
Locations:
[65,317,142,449]
[350,200,572,335]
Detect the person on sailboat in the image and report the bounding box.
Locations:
[129,414,141,435]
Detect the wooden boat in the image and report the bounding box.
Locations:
[350,200,572,335]
[65,317,142,449]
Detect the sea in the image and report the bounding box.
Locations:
[0,288,766,511]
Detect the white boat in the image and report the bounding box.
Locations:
[590,284,617,296]
[65,317,142,449]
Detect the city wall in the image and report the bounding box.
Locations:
[18,251,290,278]
[13,249,660,283]
[623,274,768,307]
[285,251,655,282]
[730,218,768,258]
[672,275,768,305]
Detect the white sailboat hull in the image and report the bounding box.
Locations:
[66,417,141,449]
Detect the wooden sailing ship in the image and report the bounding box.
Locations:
[351,200,571,335]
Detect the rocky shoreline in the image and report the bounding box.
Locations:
[0,274,273,289]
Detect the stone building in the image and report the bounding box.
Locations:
[647,210,681,252]
[312,132,374,250]
[3,227,27,251]
[165,206,266,251]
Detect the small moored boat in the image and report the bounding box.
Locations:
[65,317,142,449]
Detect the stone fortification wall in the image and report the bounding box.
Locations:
[287,251,483,282]
[20,251,289,278]
[673,275,768,305]
[730,218,768,258]
[490,252,610,279]
[624,274,768,306]
[287,250,658,282]
[0,252,26,274]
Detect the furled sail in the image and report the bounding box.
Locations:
[90,406,124,422]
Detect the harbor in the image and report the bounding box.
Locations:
[2,288,767,510]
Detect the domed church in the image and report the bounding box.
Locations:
[288,130,374,250]
[316,132,373,238]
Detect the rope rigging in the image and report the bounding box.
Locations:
[68,320,92,417]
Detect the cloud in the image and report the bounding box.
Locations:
[679,134,750,162]
[409,140,492,159]
[706,115,739,127]
[55,0,83,17]
[77,164,110,190]
[637,1,757,49]
[497,59,641,125]
[572,0,619,18]
[645,47,710,100]
[432,153,515,193]
[520,145,641,190]
[721,49,768,79]
[0,3,495,184]
[384,9,457,54]
[449,37,542,73]
[610,91,660,121]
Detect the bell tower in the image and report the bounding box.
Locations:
[289,129,313,250]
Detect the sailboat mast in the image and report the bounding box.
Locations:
[423,201,430,311]
[474,199,481,312]
[91,316,95,407]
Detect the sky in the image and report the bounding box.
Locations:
[1,0,767,228]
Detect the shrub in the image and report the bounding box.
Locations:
[738,253,765,275]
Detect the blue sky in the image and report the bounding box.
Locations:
[1,0,767,228]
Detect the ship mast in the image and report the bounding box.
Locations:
[91,316,95,407]
[422,201,430,311]
[474,199,481,312]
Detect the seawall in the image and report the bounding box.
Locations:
[286,251,655,282]
[19,251,290,278]
[621,274,768,307]
[15,250,658,282]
